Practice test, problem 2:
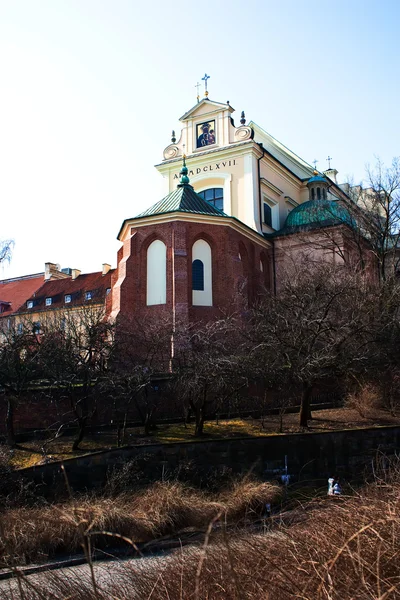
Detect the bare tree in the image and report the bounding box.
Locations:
[349,158,400,281]
[247,262,376,428]
[108,314,173,438]
[0,318,43,446]
[295,157,400,280]
[0,240,13,265]
[39,307,115,450]
[173,316,244,436]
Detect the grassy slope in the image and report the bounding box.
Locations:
[2,470,399,599]
[8,407,400,469]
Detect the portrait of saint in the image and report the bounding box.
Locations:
[196,120,216,148]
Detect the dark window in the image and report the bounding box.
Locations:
[323,188,327,200]
[317,187,321,200]
[33,322,41,335]
[192,259,204,291]
[263,203,272,227]
[311,188,315,200]
[198,188,223,211]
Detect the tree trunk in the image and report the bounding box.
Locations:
[72,415,87,450]
[299,381,312,428]
[195,407,205,436]
[117,418,122,447]
[144,409,154,435]
[6,396,16,448]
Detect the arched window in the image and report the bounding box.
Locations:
[198,188,223,211]
[192,259,204,291]
[322,188,327,200]
[317,187,321,200]
[146,240,167,306]
[311,188,315,200]
[192,239,212,306]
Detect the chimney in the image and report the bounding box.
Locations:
[71,269,81,280]
[44,262,60,281]
[102,263,111,276]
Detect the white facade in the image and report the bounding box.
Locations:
[156,98,349,238]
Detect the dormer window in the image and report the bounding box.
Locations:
[85,291,92,301]
[27,300,33,309]
[45,297,52,306]
[65,294,71,304]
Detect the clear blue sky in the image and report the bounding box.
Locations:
[1,0,399,279]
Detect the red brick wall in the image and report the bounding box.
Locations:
[111,219,272,326]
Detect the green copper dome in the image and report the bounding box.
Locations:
[283,199,354,231]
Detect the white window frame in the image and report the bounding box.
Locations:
[45,297,52,306]
[192,239,213,307]
[85,291,92,301]
[27,300,33,309]
[64,294,71,304]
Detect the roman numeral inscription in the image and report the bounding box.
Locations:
[173,159,237,179]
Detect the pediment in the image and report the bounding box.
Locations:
[180,98,234,122]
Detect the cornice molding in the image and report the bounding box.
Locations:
[260,177,284,197]
[119,212,271,249]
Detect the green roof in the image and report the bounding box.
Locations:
[276,199,355,235]
[135,183,227,219]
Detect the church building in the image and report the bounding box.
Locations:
[109,93,357,325]
[0,90,359,328]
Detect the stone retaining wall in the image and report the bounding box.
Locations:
[19,425,400,496]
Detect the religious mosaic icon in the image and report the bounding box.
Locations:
[196,120,216,148]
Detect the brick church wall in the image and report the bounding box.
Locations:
[111,218,272,325]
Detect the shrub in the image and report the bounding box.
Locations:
[345,383,381,417]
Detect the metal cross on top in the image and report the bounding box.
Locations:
[326,155,332,169]
[312,159,318,170]
[195,82,200,103]
[202,73,210,97]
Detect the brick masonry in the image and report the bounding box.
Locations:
[110,219,272,325]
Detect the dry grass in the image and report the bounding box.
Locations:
[2,465,399,600]
[0,466,400,600]
[0,479,280,568]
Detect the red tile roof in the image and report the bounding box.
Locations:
[0,274,44,317]
[18,270,115,313]
[0,270,115,317]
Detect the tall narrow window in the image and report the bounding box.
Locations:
[147,240,167,306]
[263,203,272,227]
[192,239,212,306]
[192,260,204,291]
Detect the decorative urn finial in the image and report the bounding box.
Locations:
[240,111,246,125]
[178,154,190,186]
[171,130,176,144]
